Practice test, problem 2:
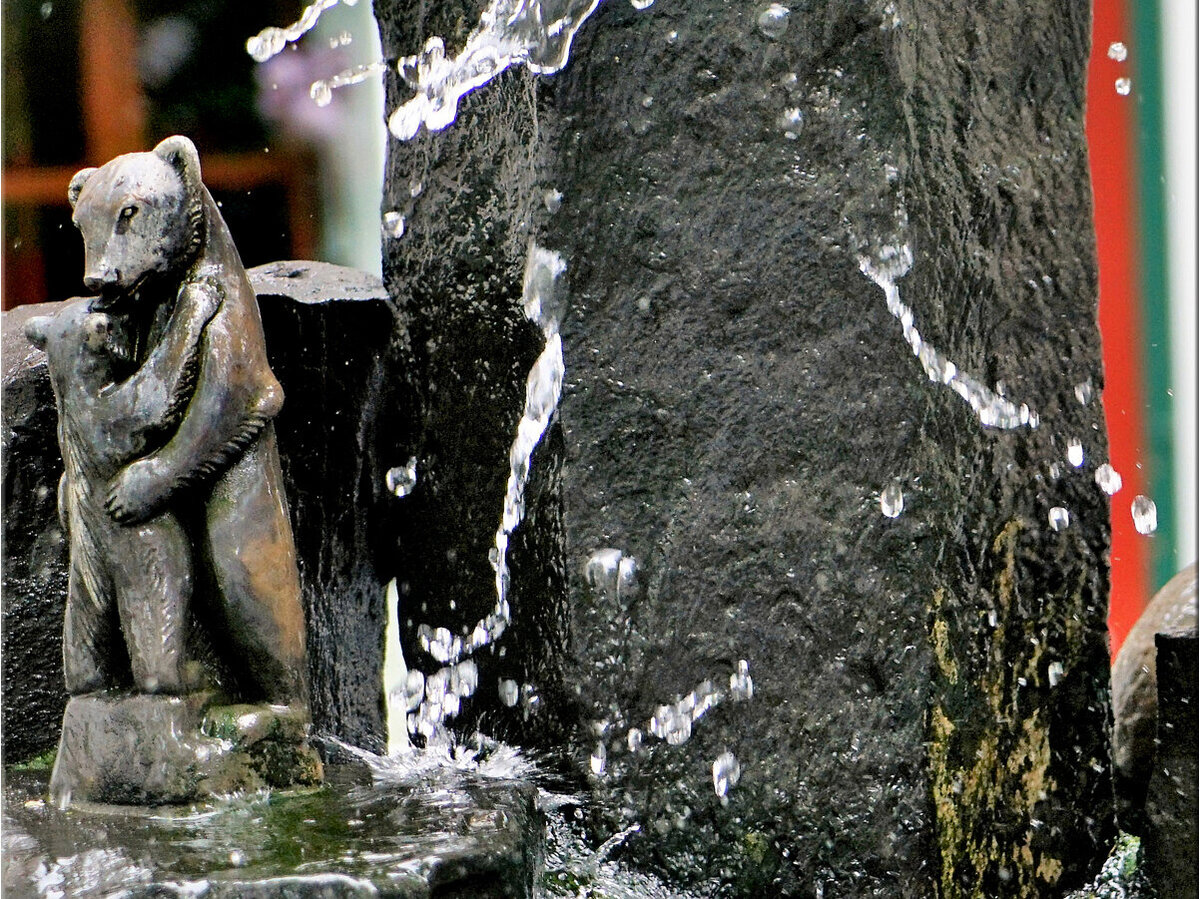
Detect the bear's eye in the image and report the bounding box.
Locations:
[115,204,139,235]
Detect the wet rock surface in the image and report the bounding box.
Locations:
[1143,629,1199,899]
[2,263,408,764]
[376,0,1113,893]
[3,765,540,898]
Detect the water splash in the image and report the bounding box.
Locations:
[310,60,389,107]
[246,0,360,63]
[386,0,602,141]
[859,245,1038,430]
[646,662,752,747]
[383,580,411,755]
[406,245,567,737]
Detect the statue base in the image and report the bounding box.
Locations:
[49,692,323,807]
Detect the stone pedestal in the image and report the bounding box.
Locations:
[49,693,322,807]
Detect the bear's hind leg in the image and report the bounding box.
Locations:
[113,516,192,694]
[63,552,120,694]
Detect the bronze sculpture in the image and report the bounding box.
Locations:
[26,136,320,805]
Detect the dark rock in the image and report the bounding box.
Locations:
[2,263,408,763]
[375,0,1113,892]
[1111,562,1198,830]
[1,302,70,765]
[1143,629,1199,899]
[4,764,540,898]
[49,693,322,806]
[251,260,412,756]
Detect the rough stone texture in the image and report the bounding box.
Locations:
[1,302,71,765]
[251,260,410,756]
[1143,630,1199,899]
[4,765,540,898]
[49,693,322,806]
[1111,562,1198,830]
[1,263,405,763]
[375,0,1113,894]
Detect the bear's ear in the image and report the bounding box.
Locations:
[68,168,97,209]
[153,135,202,195]
[24,315,50,350]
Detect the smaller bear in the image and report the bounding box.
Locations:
[26,286,219,695]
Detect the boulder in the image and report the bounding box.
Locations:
[375,0,1115,892]
[1111,562,1198,829]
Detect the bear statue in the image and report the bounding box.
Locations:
[25,290,218,696]
[30,135,320,806]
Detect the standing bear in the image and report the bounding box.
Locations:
[59,135,309,707]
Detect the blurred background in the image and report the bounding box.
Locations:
[1,0,1194,654]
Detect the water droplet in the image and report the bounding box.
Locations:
[756,3,790,39]
[880,483,904,519]
[1115,77,1132,96]
[330,29,353,48]
[779,107,804,138]
[1131,495,1157,534]
[666,30,678,43]
[590,742,607,775]
[630,0,654,8]
[729,659,753,701]
[1067,438,1084,468]
[382,211,406,239]
[1108,42,1128,62]
[1074,379,1094,405]
[39,2,52,18]
[499,678,519,707]
[712,751,741,798]
[1048,507,1071,532]
[988,609,998,627]
[543,189,562,213]
[641,95,654,108]
[386,457,418,496]
[230,849,246,866]
[1094,463,1122,495]
[627,727,643,752]
[1048,661,1064,686]
[409,179,424,197]
[1048,462,1062,480]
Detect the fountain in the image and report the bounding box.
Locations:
[5,0,1182,895]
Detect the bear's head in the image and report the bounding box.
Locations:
[68,135,205,309]
[25,301,131,395]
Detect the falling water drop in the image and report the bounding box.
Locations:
[229,849,247,867]
[590,742,607,776]
[543,189,563,213]
[1115,77,1132,96]
[630,0,654,9]
[1074,379,1094,406]
[409,179,424,198]
[1108,42,1128,62]
[712,751,741,799]
[1131,495,1157,535]
[1094,463,1123,495]
[386,457,418,496]
[382,211,406,239]
[1048,507,1071,532]
[756,3,790,39]
[1048,462,1062,480]
[880,483,904,519]
[1066,438,1084,468]
[729,659,753,701]
[498,678,520,707]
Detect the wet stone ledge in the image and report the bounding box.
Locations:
[2,765,541,898]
